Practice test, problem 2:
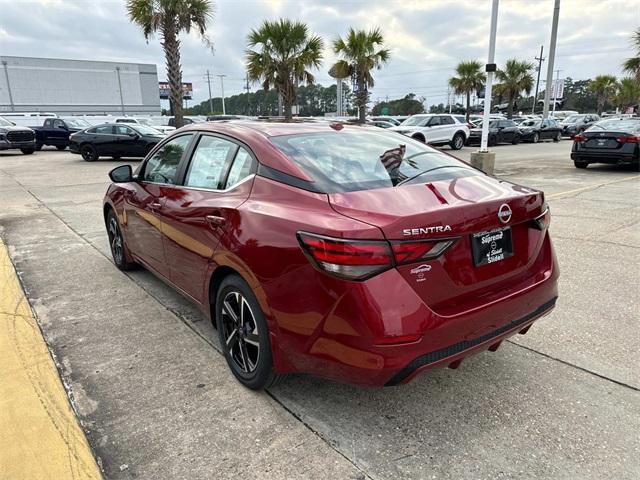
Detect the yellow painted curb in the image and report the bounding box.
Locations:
[0,238,102,480]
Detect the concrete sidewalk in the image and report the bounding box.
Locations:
[0,238,102,480]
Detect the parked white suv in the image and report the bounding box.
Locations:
[389,114,470,150]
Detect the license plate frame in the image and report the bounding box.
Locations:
[471,227,514,267]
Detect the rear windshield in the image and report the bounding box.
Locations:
[270,129,479,193]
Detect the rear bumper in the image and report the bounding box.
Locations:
[571,150,639,164]
[273,234,559,386]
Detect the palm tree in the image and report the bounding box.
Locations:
[622,28,640,81]
[613,77,640,111]
[127,0,213,128]
[246,19,323,121]
[330,28,390,123]
[494,59,534,119]
[589,75,618,115]
[449,61,486,122]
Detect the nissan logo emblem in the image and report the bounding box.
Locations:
[498,204,512,224]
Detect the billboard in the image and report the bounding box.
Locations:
[159,82,193,100]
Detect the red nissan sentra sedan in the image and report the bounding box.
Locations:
[103,121,558,389]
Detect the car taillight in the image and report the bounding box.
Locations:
[531,205,551,231]
[573,134,586,142]
[390,239,455,265]
[617,135,639,143]
[297,232,393,280]
[467,123,474,129]
[298,232,456,280]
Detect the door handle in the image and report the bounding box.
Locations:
[149,202,163,210]
[205,214,226,228]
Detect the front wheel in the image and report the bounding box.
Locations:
[574,160,588,169]
[20,148,35,155]
[216,274,281,390]
[553,132,561,142]
[532,132,540,143]
[56,145,67,151]
[450,132,465,150]
[81,144,98,162]
[512,135,521,145]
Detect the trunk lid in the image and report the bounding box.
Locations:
[328,174,548,316]
[582,130,632,150]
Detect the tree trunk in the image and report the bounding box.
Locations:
[357,75,367,124]
[507,96,514,119]
[162,23,183,128]
[465,91,471,122]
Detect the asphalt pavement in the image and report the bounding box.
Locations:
[0,139,638,479]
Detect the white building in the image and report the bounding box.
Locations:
[0,56,161,115]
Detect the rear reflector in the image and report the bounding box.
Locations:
[298,232,456,280]
[617,135,639,143]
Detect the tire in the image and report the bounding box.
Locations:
[215,274,281,390]
[56,145,67,151]
[411,133,425,143]
[106,209,136,270]
[20,148,35,155]
[81,144,98,162]
[574,160,588,169]
[450,132,465,150]
[512,135,521,145]
[488,135,497,147]
[532,132,540,144]
[553,132,561,142]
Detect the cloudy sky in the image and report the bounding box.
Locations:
[1,0,638,108]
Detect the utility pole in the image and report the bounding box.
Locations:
[216,74,226,115]
[479,0,499,153]
[552,69,561,116]
[204,70,214,115]
[532,45,545,114]
[542,0,560,119]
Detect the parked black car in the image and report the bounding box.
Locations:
[69,123,165,162]
[519,118,563,143]
[31,117,92,151]
[570,118,640,170]
[559,114,600,138]
[466,119,521,146]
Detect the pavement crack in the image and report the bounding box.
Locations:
[507,340,640,393]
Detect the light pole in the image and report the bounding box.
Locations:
[542,0,560,119]
[479,0,499,153]
[216,74,226,115]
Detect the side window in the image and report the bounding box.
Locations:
[95,125,113,135]
[428,116,442,126]
[225,147,255,189]
[441,116,455,125]
[143,134,193,185]
[115,125,133,135]
[53,119,64,128]
[184,135,237,190]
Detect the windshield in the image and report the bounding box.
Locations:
[131,124,163,135]
[401,116,429,126]
[0,117,14,127]
[270,129,479,193]
[61,118,91,128]
[474,120,498,128]
[563,115,584,123]
[135,118,153,126]
[521,119,541,127]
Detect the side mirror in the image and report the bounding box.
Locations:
[57,124,67,130]
[109,165,134,183]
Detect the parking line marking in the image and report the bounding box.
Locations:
[547,174,640,199]
[0,238,102,480]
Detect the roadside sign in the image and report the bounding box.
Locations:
[159,82,193,100]
[551,78,564,100]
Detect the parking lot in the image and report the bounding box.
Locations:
[1,140,639,479]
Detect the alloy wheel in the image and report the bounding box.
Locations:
[221,291,260,373]
[108,217,124,265]
[454,135,464,149]
[81,145,96,161]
